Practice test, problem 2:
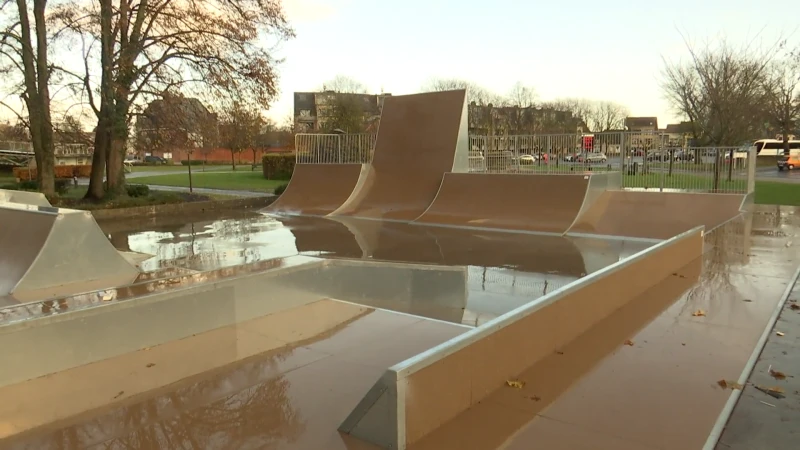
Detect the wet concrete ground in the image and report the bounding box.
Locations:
[98,212,653,327]
[715,207,800,450]
[1,206,798,449]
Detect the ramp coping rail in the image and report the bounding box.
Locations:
[340,225,705,449]
[389,225,704,377]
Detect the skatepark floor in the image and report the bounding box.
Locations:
[0,205,798,449]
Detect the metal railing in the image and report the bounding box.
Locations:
[294,133,374,164]
[619,147,752,194]
[293,132,755,194]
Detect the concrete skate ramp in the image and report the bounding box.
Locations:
[332,90,469,221]
[328,216,590,276]
[339,226,704,449]
[264,163,366,216]
[0,188,51,207]
[0,204,140,302]
[568,190,745,240]
[415,173,617,234]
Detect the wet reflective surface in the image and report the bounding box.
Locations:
[95,212,653,327]
[0,205,797,449]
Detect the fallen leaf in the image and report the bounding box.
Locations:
[776,331,785,337]
[506,380,525,389]
[146,363,156,368]
[624,339,635,346]
[525,395,541,402]
[769,369,787,380]
[717,379,743,390]
[755,385,786,399]
[743,299,753,303]
[692,310,706,317]
[790,304,800,311]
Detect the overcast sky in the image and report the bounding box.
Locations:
[273,0,798,126]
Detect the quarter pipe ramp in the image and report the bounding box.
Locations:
[567,190,746,240]
[264,163,366,216]
[0,204,140,302]
[0,188,51,207]
[332,90,469,221]
[414,173,619,234]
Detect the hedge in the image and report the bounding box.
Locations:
[262,153,295,180]
[180,160,231,166]
[13,165,92,181]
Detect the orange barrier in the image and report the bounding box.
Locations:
[339,226,704,449]
[568,190,745,239]
[263,163,366,216]
[332,90,469,221]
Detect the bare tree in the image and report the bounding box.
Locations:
[763,56,800,153]
[423,78,502,105]
[52,0,294,199]
[587,101,630,132]
[219,101,261,170]
[322,96,367,133]
[506,82,537,107]
[0,0,56,194]
[661,38,776,146]
[322,75,368,94]
[546,98,594,131]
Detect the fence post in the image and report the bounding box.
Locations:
[747,145,756,194]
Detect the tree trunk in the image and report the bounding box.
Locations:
[231,151,236,170]
[86,122,108,200]
[33,0,55,196]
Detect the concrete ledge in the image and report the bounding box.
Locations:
[90,196,275,221]
[339,226,705,449]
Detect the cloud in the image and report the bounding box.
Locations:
[282,0,339,23]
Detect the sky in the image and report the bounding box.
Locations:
[272,0,799,127]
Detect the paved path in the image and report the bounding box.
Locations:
[143,184,272,198]
[715,268,800,449]
[756,166,800,184]
[76,176,272,198]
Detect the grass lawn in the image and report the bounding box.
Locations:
[131,171,287,192]
[753,182,800,206]
[52,186,238,210]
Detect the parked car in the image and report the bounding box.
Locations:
[777,155,800,171]
[518,154,538,164]
[563,153,580,162]
[673,150,695,162]
[143,155,167,164]
[580,152,607,163]
[646,152,670,162]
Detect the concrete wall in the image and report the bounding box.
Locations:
[91,196,274,221]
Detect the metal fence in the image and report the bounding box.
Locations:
[294,132,755,194]
[295,133,375,164]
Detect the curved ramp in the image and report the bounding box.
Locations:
[264,163,366,216]
[568,190,746,240]
[0,189,51,207]
[415,173,613,234]
[332,90,469,221]
[0,204,140,302]
[329,216,590,276]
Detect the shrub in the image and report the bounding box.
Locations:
[126,184,150,197]
[180,159,229,166]
[274,182,289,196]
[18,180,39,190]
[54,179,71,195]
[13,165,92,181]
[262,153,295,180]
